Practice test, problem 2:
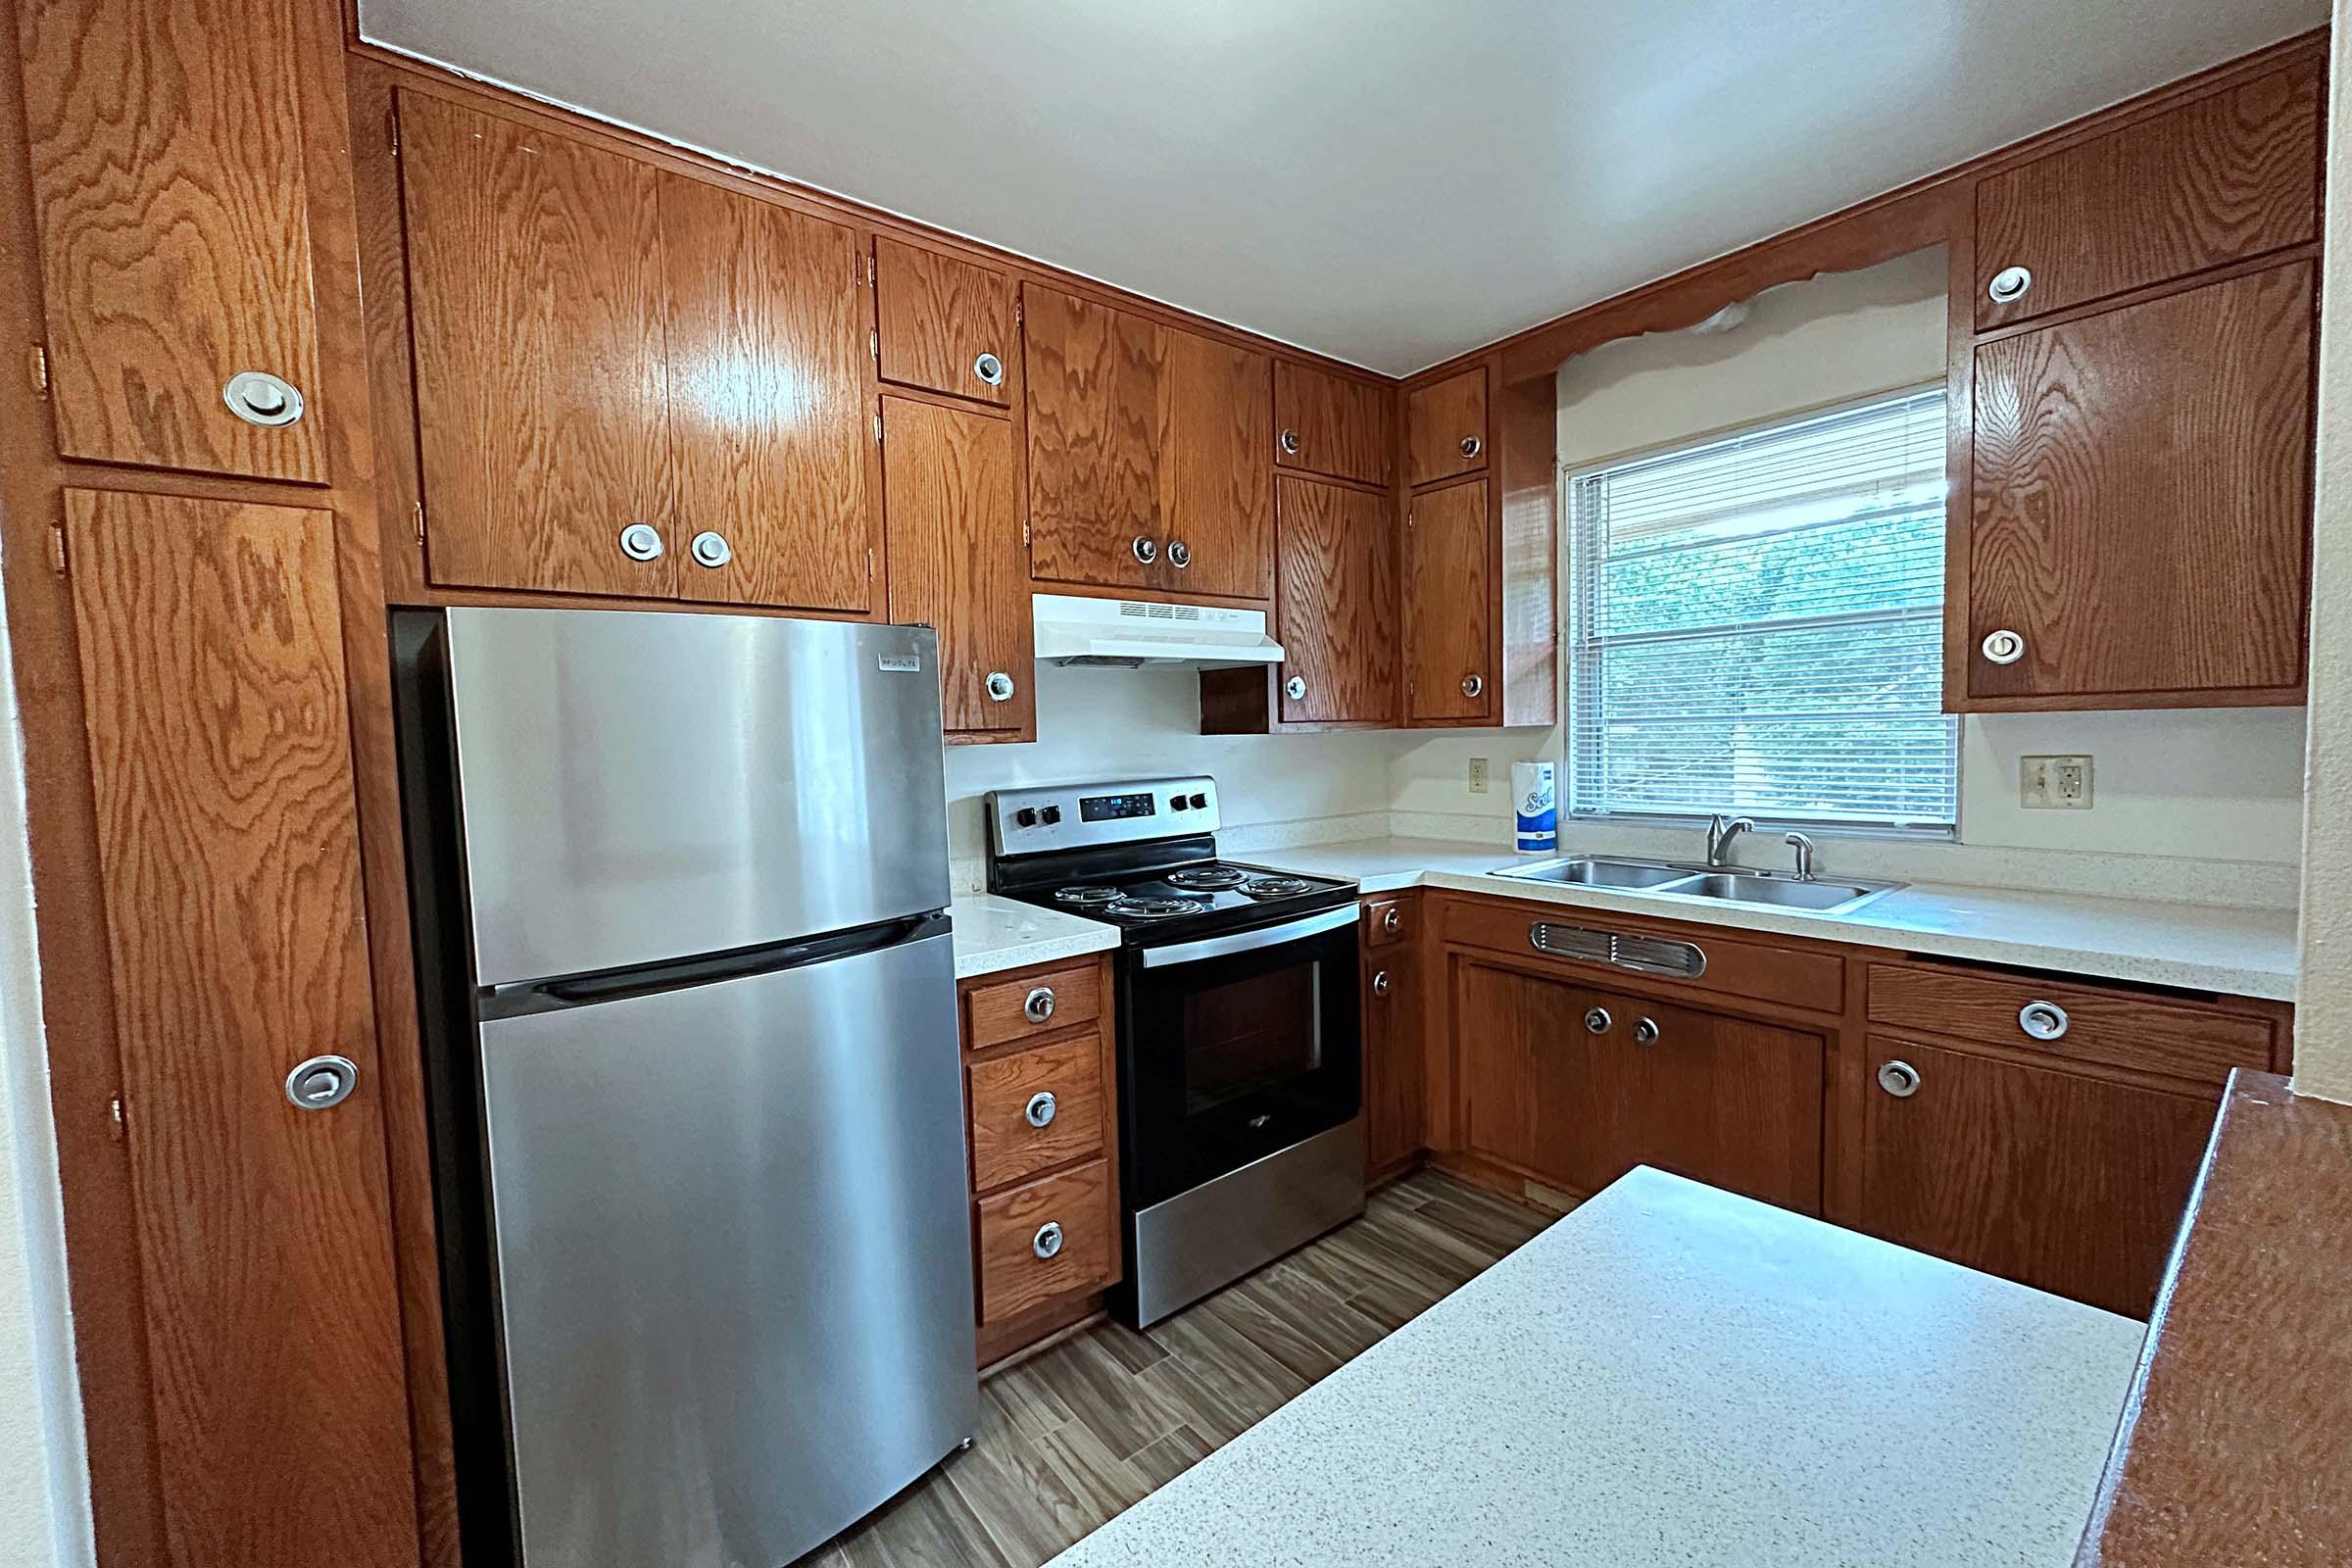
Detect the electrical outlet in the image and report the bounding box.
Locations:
[1468,758,1490,795]
[2021,754,2094,809]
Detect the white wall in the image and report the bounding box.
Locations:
[2291,9,2352,1101]
[1394,251,2308,907]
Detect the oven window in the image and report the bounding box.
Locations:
[1181,960,1321,1114]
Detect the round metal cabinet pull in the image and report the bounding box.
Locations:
[1583,1006,1612,1035]
[1032,1221,1064,1260]
[1372,970,1392,998]
[618,523,664,563]
[2019,1001,2070,1041]
[1632,1017,1661,1047]
[689,530,732,568]
[1460,673,1485,699]
[1986,266,2034,305]
[1024,1091,1057,1129]
[1980,628,2025,665]
[1022,987,1056,1024]
[1284,675,1307,701]
[973,351,1005,386]
[1132,536,1158,564]
[1459,434,1483,460]
[985,670,1016,703]
[285,1054,358,1111]
[222,369,304,428]
[1167,539,1192,569]
[1382,907,1402,934]
[1278,428,1300,457]
[1878,1059,1923,1098]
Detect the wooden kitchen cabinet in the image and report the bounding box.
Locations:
[1274,361,1393,487]
[1401,479,1494,722]
[882,395,1033,739]
[1161,328,1274,599]
[873,235,1016,406]
[1278,476,1396,723]
[1362,899,1424,1180]
[19,0,336,482]
[1405,366,1489,487]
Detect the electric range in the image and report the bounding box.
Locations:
[986,776,1366,1325]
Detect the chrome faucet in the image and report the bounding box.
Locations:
[1704,813,1756,868]
[1785,832,1817,882]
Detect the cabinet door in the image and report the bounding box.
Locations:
[874,236,1014,406]
[65,490,419,1568]
[399,93,675,597]
[1276,476,1395,723]
[20,0,329,480]
[1274,361,1393,487]
[1362,934,1424,1175]
[1023,286,1166,591]
[1162,327,1273,599]
[1968,264,2311,702]
[882,396,1032,737]
[1859,1038,2218,1317]
[1405,366,1489,486]
[661,175,875,612]
[1401,479,1493,721]
[1975,59,2321,330]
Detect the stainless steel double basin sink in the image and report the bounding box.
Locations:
[1494,855,1903,914]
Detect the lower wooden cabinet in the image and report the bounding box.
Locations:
[1362,899,1424,1179]
[975,1158,1117,1324]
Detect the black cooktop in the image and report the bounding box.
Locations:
[995,853,1356,943]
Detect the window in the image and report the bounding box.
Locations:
[1566,386,1957,833]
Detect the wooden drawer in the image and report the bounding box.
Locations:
[974,1158,1117,1324]
[1867,964,2273,1086]
[1439,896,1844,1014]
[1364,896,1411,950]
[968,1032,1106,1192]
[965,961,1102,1050]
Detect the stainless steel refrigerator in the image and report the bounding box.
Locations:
[392,606,977,1568]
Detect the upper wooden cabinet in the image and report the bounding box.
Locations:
[1274,361,1393,488]
[1974,58,2322,331]
[20,0,333,481]
[1022,285,1272,599]
[873,237,1016,407]
[1400,479,1493,723]
[1405,366,1489,487]
[881,395,1034,741]
[397,93,878,611]
[1275,477,1395,724]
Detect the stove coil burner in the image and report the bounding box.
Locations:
[1052,885,1121,907]
[1242,875,1315,899]
[1165,866,1249,892]
[1103,895,1209,919]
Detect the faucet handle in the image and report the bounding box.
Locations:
[1785,832,1817,881]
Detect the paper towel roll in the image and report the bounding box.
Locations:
[1514,760,1557,854]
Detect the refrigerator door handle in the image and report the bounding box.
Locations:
[489,912,951,1019]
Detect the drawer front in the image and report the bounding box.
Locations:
[1439,897,1843,1014]
[1364,896,1411,950]
[968,1032,1106,1191]
[1867,964,2272,1085]
[965,961,1102,1050]
[974,1157,1117,1324]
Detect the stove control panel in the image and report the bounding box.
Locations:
[989,776,1220,858]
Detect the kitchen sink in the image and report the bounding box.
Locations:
[1501,856,1693,890]
[1664,871,1891,912]
[1495,855,1902,915]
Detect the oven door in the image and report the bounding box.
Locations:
[1121,904,1361,1207]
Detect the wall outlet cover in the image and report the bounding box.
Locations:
[1468,758,1490,795]
[2021,754,2094,809]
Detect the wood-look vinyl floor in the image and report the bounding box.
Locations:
[806,1169,1555,1567]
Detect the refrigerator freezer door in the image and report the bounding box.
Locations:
[444,607,951,987]
[478,929,976,1567]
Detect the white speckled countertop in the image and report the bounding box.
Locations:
[1248,838,2298,1001]
[949,893,1119,980]
[1045,1166,2144,1568]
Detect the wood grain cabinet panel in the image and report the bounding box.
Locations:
[874,236,1015,406]
[1161,327,1273,599]
[974,1158,1117,1324]
[1276,477,1395,723]
[19,0,331,481]
[1363,935,1424,1178]
[397,92,676,598]
[1975,59,2322,329]
[659,174,874,612]
[967,1033,1106,1191]
[1401,479,1494,722]
[1859,1037,2219,1317]
[64,490,419,1568]
[1274,361,1393,487]
[882,396,1032,737]
[1405,366,1489,486]
[1966,263,2312,703]
[966,960,1103,1050]
[1867,963,2273,1086]
[1022,285,1167,591]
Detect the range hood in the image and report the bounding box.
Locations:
[1032,593,1284,668]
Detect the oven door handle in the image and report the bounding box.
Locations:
[1136,904,1360,968]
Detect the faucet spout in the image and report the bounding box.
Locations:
[1705,813,1757,868]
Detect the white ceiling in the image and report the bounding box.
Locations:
[358,0,2328,375]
